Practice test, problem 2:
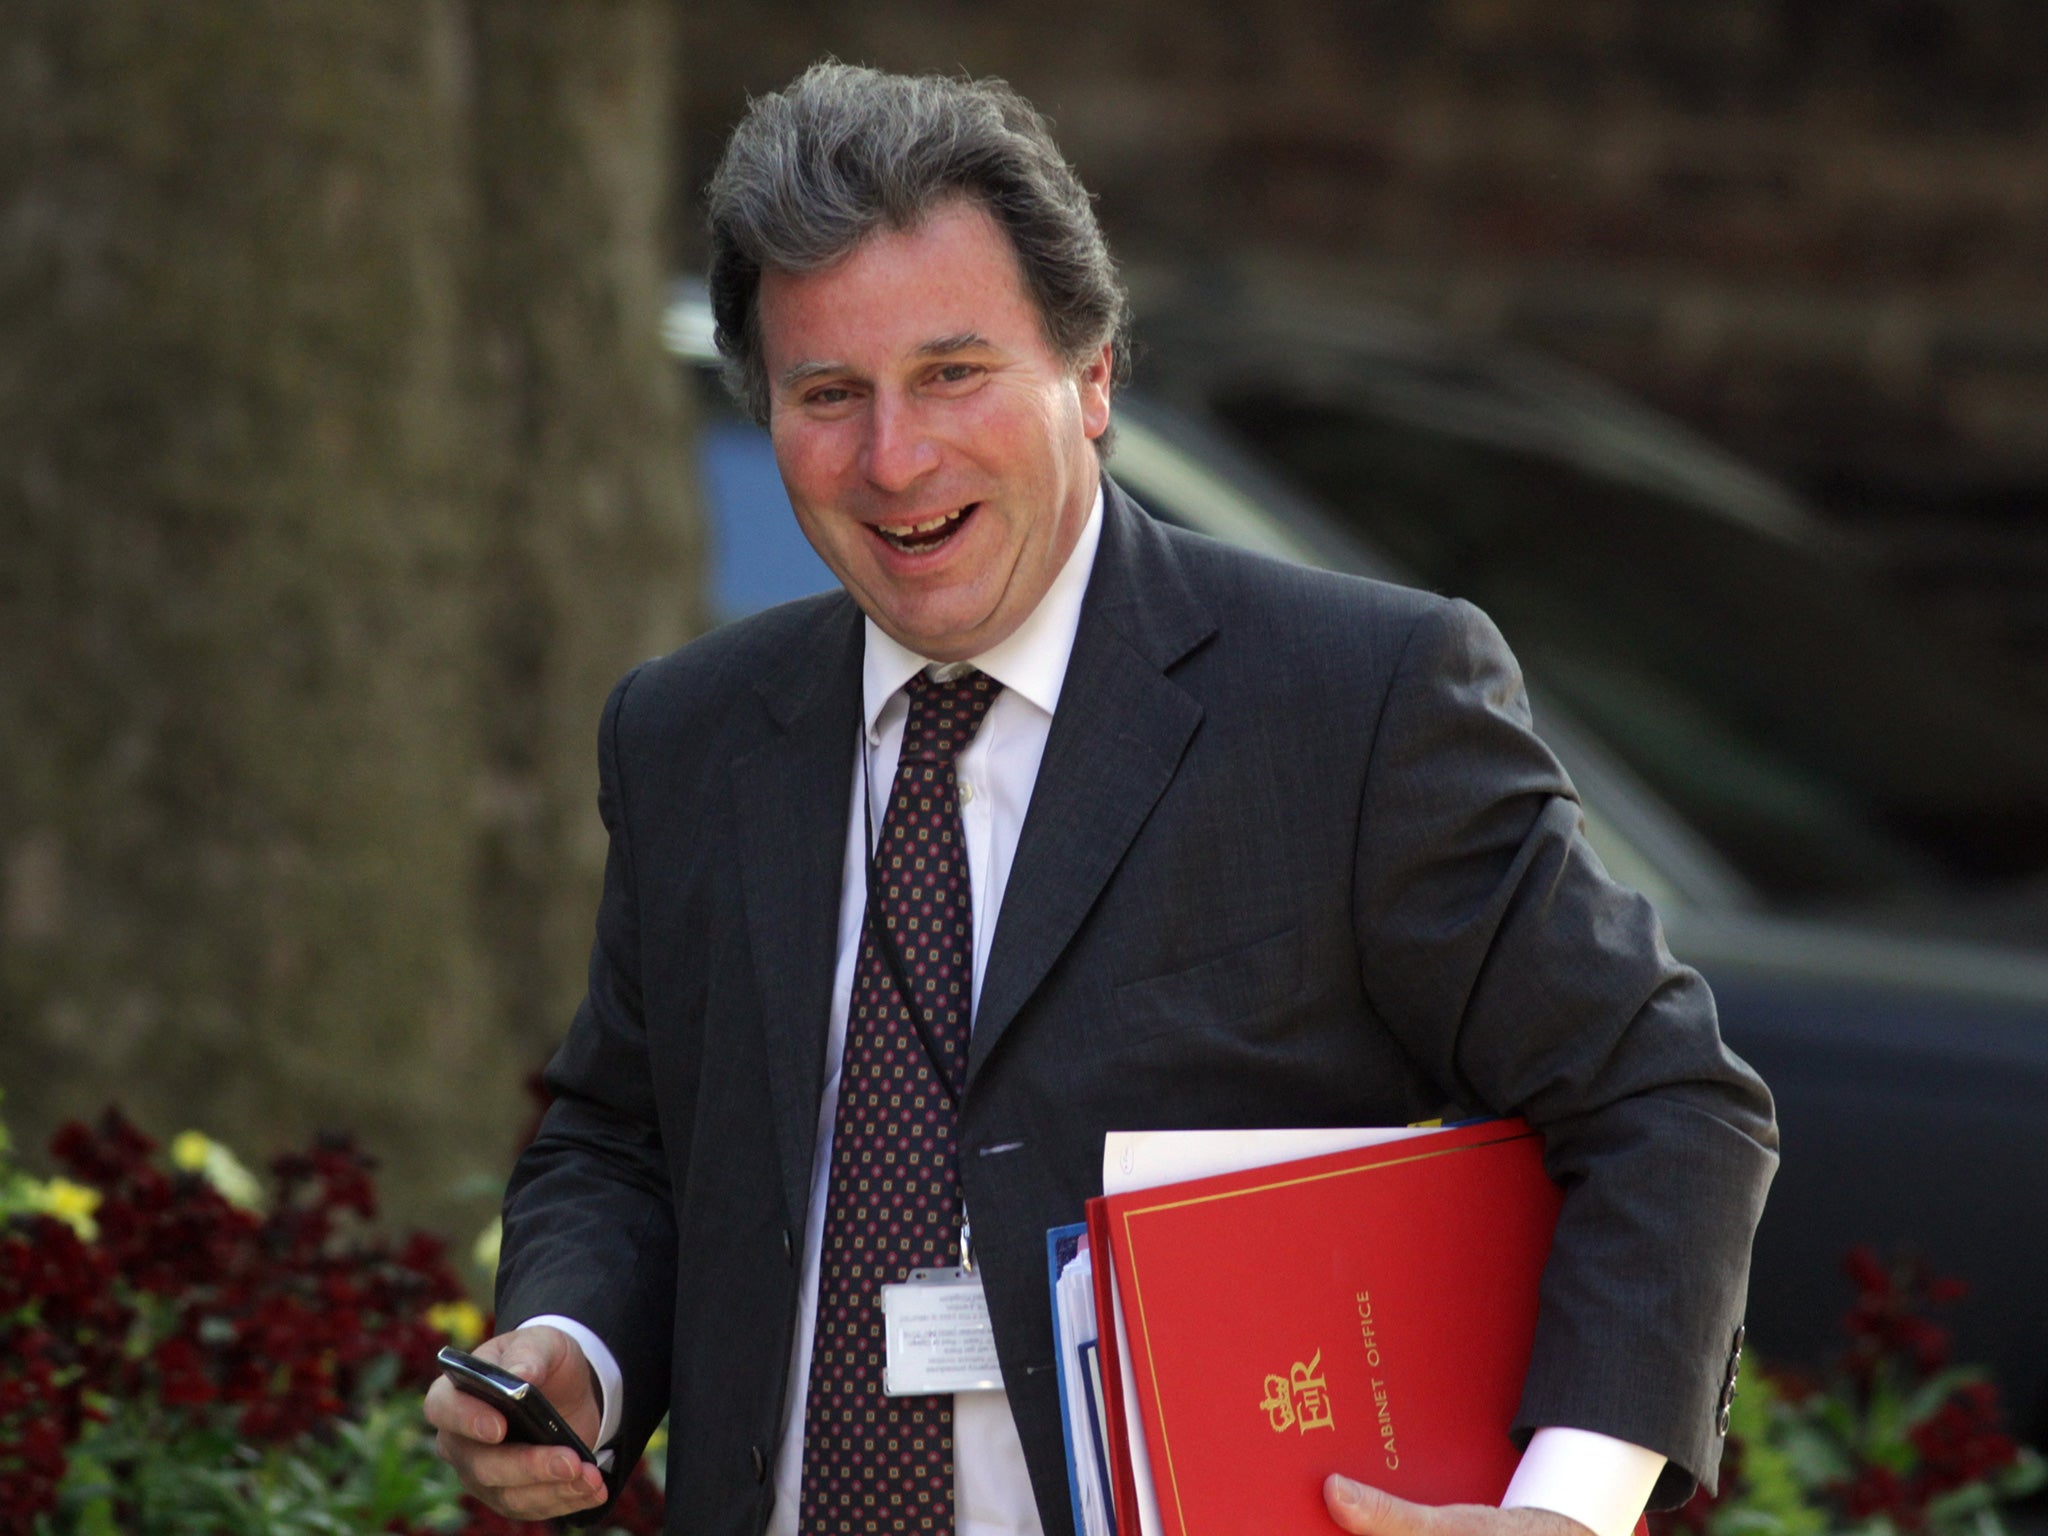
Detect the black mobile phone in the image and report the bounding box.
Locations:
[437,1345,596,1465]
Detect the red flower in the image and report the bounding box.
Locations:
[310,1139,380,1221]
[1839,1249,1963,1386]
[606,1466,669,1534]
[456,1494,539,1535]
[49,1109,157,1185]
[152,1336,217,1408]
[1,1107,488,1528]
[1843,1244,1889,1297]
[1838,1464,1915,1523]
[1908,1380,2020,1494]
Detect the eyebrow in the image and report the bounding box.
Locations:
[916,331,991,357]
[775,333,997,393]
[777,358,845,392]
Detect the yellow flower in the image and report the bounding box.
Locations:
[473,1216,503,1277]
[169,1130,211,1172]
[429,1299,487,1348]
[170,1129,263,1209]
[38,1178,101,1240]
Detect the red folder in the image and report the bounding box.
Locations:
[1085,1195,1145,1533]
[1090,1119,1562,1536]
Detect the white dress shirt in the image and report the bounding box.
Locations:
[534,485,1665,1535]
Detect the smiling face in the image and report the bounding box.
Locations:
[755,201,1113,662]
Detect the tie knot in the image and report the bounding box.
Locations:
[901,667,1003,762]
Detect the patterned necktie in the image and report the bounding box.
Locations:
[800,666,1004,1535]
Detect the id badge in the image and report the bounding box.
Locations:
[879,1267,1004,1395]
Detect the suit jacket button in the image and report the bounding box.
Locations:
[1715,1323,1745,1435]
[751,1443,768,1483]
[782,1227,795,1265]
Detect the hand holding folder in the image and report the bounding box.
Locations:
[1322,1471,1619,1536]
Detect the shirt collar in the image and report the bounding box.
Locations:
[861,482,1106,741]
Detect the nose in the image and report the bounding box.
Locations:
[860,392,938,493]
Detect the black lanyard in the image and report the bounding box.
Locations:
[860,731,970,1107]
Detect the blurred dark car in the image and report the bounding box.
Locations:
[666,286,2048,1444]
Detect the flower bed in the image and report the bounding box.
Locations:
[0,1098,664,1534]
[1656,1248,2043,1536]
[7,1092,2039,1534]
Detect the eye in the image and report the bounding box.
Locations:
[802,384,856,408]
[929,361,983,390]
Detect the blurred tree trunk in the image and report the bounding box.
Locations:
[0,1,701,1236]
[465,1,702,1092]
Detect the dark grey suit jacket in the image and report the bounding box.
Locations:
[496,481,1778,1535]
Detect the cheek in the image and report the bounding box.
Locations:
[957,389,1065,478]
[770,426,847,507]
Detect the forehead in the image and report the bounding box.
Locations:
[755,201,1049,372]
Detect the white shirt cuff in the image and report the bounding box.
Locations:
[519,1313,624,1473]
[1501,1426,1665,1536]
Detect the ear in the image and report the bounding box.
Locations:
[1076,343,1114,441]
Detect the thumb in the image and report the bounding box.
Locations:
[1324,1475,1431,1536]
[487,1324,569,1385]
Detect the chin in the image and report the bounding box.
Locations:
[874,597,1002,659]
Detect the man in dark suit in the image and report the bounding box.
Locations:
[426,63,1777,1536]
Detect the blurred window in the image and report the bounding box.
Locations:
[695,388,835,621]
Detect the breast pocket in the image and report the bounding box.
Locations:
[1108,925,1305,1053]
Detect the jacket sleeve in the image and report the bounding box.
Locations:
[1351,597,1779,1508]
[494,662,678,1492]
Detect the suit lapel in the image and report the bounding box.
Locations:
[970,484,1215,1080]
[733,599,864,1230]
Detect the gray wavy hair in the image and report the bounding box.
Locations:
[705,62,1132,445]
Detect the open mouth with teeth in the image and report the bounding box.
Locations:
[873,502,979,553]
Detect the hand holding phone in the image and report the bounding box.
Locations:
[437,1344,597,1466]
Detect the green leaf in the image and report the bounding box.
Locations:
[1925,1480,1994,1522]
[1902,1367,1987,1428]
[355,1349,402,1402]
[1867,1435,1916,1474]
[1724,1511,1805,1536]
[1995,1445,2046,1499]
[1775,1416,1855,1486]
[1813,1394,1862,1446]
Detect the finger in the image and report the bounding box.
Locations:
[474,1467,607,1522]
[422,1373,509,1445]
[1323,1476,1438,1536]
[491,1451,608,1521]
[1323,1483,1595,1536]
[452,1437,597,1494]
[436,1433,608,1517]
